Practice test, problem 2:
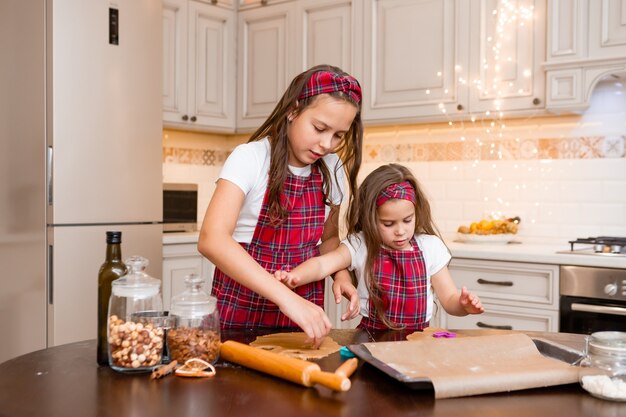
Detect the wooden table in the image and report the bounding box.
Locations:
[0,329,624,417]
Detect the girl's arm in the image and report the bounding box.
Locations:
[278,244,352,288]
[198,179,332,347]
[430,265,485,316]
[317,206,360,320]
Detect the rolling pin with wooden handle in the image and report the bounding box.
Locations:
[334,357,358,378]
[220,340,351,392]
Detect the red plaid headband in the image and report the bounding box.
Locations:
[299,71,362,104]
[376,181,416,207]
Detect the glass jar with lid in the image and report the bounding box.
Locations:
[167,273,221,364]
[107,255,165,372]
[579,331,626,401]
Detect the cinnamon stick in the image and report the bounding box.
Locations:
[150,360,178,379]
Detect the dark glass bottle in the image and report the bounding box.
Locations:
[97,231,127,366]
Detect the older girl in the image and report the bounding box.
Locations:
[198,65,363,345]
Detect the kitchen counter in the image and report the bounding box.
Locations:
[1,329,624,417]
[163,232,626,269]
[446,239,626,269]
[162,231,200,245]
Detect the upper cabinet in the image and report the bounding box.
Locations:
[361,0,469,123]
[236,1,297,130]
[163,0,564,131]
[545,0,626,112]
[162,0,237,132]
[361,0,546,125]
[236,0,361,131]
[294,0,361,76]
[468,0,546,114]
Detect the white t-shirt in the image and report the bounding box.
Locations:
[219,137,346,243]
[341,232,451,321]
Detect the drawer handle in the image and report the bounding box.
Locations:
[476,321,513,330]
[477,278,513,286]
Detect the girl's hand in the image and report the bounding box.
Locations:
[277,293,332,348]
[273,270,301,289]
[331,271,360,321]
[459,286,485,314]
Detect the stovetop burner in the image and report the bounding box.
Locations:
[566,236,626,256]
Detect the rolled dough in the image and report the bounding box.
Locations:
[249,332,341,360]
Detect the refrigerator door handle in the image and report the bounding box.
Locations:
[47,146,53,205]
[48,244,53,305]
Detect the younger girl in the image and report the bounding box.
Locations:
[275,163,484,331]
[198,65,362,345]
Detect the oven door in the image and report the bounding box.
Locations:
[559,295,626,334]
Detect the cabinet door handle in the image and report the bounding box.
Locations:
[190,116,197,122]
[182,114,189,121]
[476,321,513,330]
[477,278,513,286]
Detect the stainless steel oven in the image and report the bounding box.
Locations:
[559,265,626,334]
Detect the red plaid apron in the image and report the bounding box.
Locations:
[358,237,429,331]
[212,166,326,329]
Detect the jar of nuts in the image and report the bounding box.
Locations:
[168,273,221,364]
[107,256,165,373]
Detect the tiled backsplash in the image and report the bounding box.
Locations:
[163,86,626,242]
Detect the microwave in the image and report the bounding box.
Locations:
[163,183,198,233]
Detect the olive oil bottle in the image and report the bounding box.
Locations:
[97,231,128,366]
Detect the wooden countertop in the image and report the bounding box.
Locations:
[0,329,623,417]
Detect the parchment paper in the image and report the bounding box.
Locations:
[406,327,515,341]
[360,333,579,399]
[249,332,341,360]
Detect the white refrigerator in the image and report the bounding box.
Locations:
[0,0,163,363]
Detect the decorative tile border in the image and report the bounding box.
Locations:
[163,147,232,166]
[164,136,625,166]
[364,136,625,163]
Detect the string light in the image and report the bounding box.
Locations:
[435,0,536,223]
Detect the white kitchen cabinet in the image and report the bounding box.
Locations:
[588,0,626,59]
[361,0,546,124]
[163,0,236,132]
[438,258,560,332]
[236,1,297,130]
[238,0,293,8]
[468,0,546,114]
[361,0,470,123]
[162,242,215,310]
[444,304,559,332]
[237,0,361,131]
[294,0,362,75]
[545,0,626,112]
[324,276,362,329]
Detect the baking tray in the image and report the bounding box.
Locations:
[347,337,584,389]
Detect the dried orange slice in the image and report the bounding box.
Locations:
[174,358,216,378]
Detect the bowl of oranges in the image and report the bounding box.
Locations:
[456,216,520,244]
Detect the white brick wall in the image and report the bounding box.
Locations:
[366,159,626,242]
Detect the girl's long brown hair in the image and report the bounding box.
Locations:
[347,163,444,329]
[248,65,363,225]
